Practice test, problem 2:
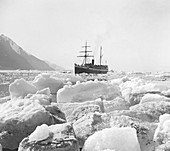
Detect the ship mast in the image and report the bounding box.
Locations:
[77,41,93,65]
[100,46,103,65]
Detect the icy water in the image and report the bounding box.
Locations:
[1,70,170,98]
[0,71,42,98]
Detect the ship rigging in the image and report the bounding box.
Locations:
[74,41,108,74]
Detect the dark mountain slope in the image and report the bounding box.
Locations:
[0,36,33,70]
[0,34,56,71]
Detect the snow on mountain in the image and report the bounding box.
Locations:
[10,41,21,55]
[0,34,23,55]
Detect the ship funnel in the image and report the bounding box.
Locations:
[92,59,94,65]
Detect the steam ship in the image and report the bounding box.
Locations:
[74,41,108,74]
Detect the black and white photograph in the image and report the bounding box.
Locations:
[1,0,170,150]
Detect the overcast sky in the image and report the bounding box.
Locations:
[1,0,170,72]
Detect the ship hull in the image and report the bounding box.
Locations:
[75,64,108,74]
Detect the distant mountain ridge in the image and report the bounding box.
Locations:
[45,60,64,71]
[0,34,63,71]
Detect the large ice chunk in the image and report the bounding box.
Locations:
[140,93,170,104]
[9,78,37,99]
[33,73,64,94]
[55,72,84,84]
[120,77,170,103]
[83,127,141,151]
[57,80,121,103]
[18,123,79,151]
[0,98,66,149]
[154,114,170,142]
[25,93,52,105]
[110,76,130,85]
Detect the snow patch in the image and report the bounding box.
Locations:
[9,40,22,55]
